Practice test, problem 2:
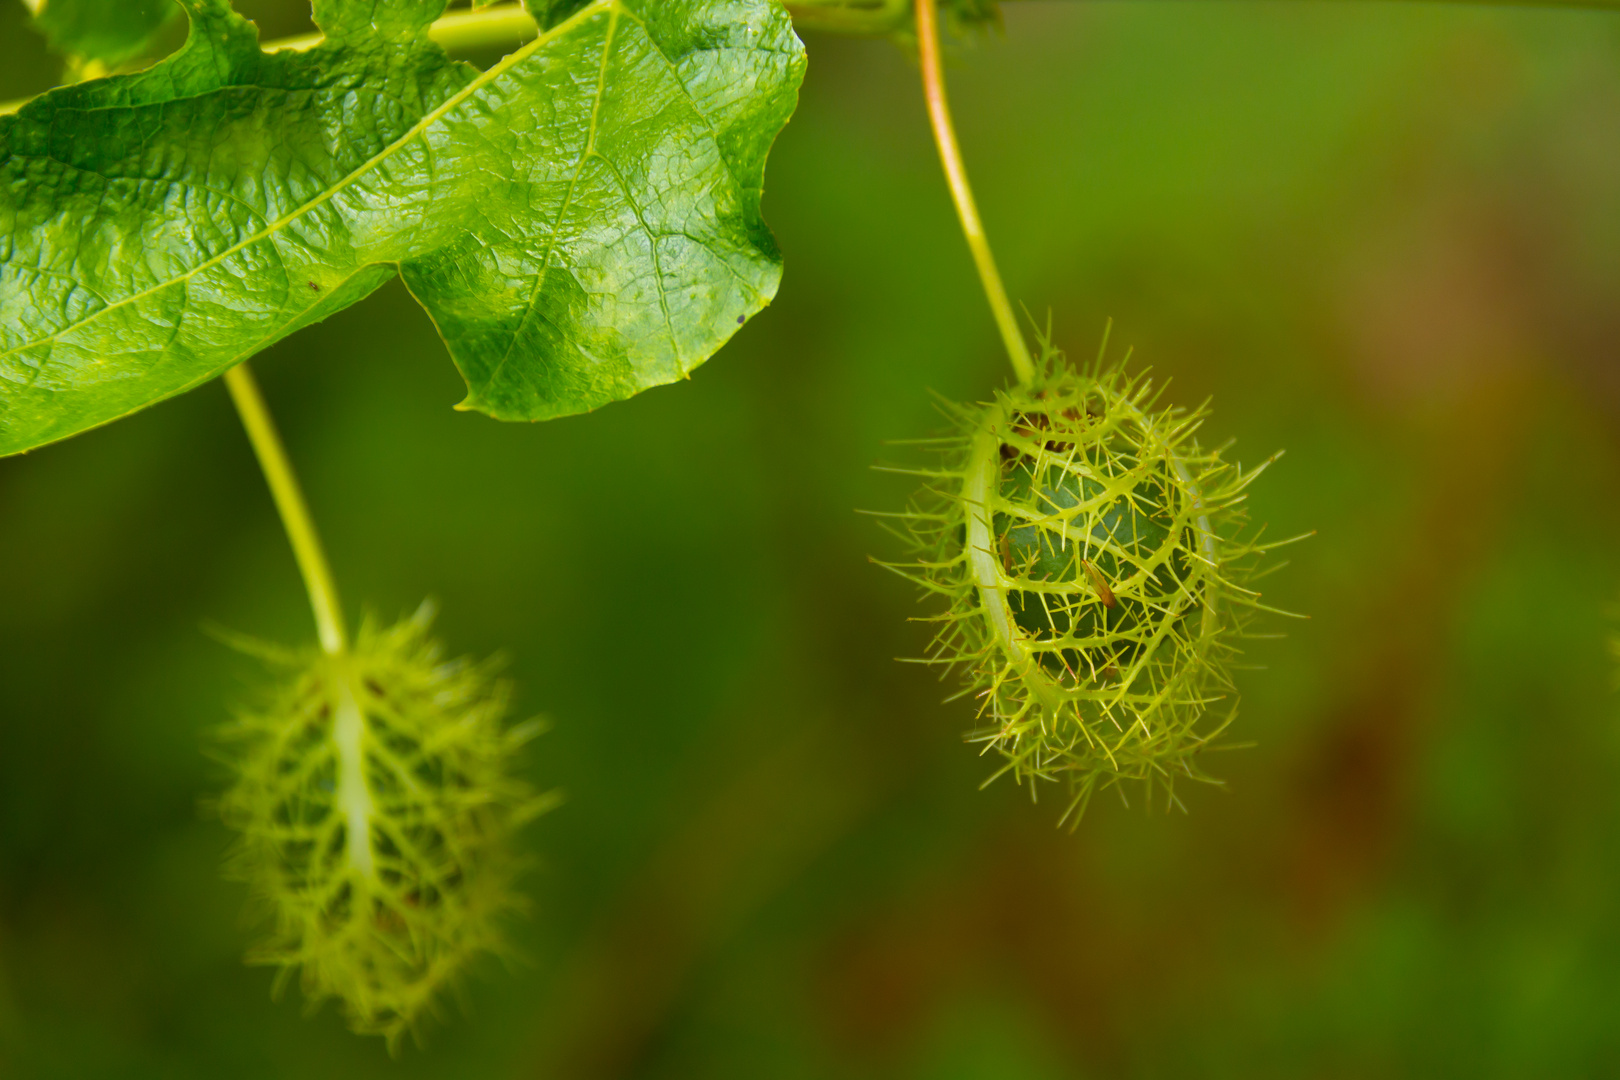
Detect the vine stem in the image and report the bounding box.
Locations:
[0,3,541,117]
[915,0,1036,386]
[266,2,538,55]
[223,363,348,657]
[6,0,1620,117]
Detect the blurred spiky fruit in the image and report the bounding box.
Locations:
[216,604,554,1047]
[881,343,1292,821]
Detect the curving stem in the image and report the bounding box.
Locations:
[914,0,1037,386]
[223,362,348,657]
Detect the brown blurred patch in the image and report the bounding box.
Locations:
[814,818,1110,1066]
[1280,371,1531,929]
[522,721,877,1079]
[1339,196,1532,410]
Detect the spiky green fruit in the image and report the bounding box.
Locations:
[887,347,1288,820]
[216,605,553,1046]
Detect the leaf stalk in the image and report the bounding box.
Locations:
[223,363,348,657]
[914,0,1036,386]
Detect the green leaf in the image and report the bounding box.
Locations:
[0,0,805,455]
[525,0,595,29]
[22,0,180,68]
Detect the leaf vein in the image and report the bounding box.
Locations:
[592,151,680,372]
[0,0,620,368]
[478,5,620,397]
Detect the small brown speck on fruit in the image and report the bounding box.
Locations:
[1081,558,1118,608]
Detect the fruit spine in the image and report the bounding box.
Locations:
[885,342,1288,820]
[216,604,552,1045]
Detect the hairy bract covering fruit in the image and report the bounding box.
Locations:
[886,345,1286,820]
[216,605,552,1046]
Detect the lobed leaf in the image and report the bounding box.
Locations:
[0,0,805,455]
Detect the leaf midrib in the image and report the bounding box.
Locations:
[1,0,625,369]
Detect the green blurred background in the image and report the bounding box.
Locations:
[5,1,1620,1075]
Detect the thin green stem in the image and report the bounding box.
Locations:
[223,363,348,657]
[787,0,1620,34]
[915,0,1035,385]
[0,3,539,117]
[266,2,537,55]
[786,0,910,34]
